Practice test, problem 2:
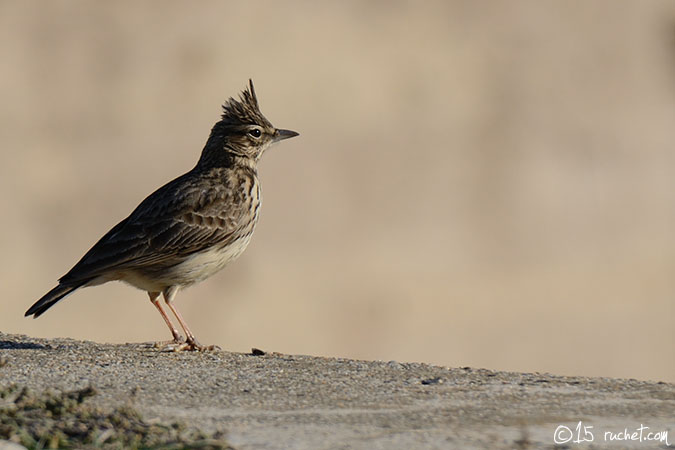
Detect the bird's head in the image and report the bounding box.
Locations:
[200,80,298,167]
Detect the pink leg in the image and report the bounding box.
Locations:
[148,291,183,343]
[163,286,219,351]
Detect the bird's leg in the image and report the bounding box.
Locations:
[148,291,184,346]
[162,286,219,352]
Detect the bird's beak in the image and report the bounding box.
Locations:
[273,128,299,142]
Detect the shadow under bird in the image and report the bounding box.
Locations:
[26,80,299,351]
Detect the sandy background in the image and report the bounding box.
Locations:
[1,1,674,383]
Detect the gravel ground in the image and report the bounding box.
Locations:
[0,333,673,449]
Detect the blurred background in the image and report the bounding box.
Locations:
[1,1,674,382]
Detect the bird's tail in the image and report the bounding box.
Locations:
[25,281,89,318]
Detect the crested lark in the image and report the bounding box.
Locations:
[26,80,298,351]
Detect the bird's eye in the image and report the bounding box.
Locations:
[248,129,262,138]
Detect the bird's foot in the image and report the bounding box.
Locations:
[143,339,184,349]
[161,337,220,352]
[148,336,185,350]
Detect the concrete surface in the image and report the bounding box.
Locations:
[0,333,673,449]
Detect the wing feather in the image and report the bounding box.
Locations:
[60,169,255,284]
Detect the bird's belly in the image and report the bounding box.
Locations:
[120,234,253,292]
[175,236,252,284]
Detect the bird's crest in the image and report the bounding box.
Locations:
[220,79,270,127]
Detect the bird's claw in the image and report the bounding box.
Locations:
[143,337,183,349]
[159,338,220,352]
[148,336,186,349]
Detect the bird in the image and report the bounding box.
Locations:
[25,80,298,351]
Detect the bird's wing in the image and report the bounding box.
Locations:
[59,171,254,284]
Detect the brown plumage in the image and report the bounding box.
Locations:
[26,80,299,351]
